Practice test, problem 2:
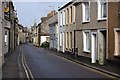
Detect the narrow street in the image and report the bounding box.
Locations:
[19,43,115,78]
[1,1,120,80]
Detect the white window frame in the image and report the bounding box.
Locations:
[83,30,91,52]
[70,6,72,24]
[97,0,107,20]
[66,32,69,49]
[66,8,69,25]
[5,30,8,46]
[82,2,90,22]
[69,32,72,49]
[60,12,63,26]
[63,10,65,26]
[114,28,120,56]
[60,32,62,47]
[73,6,76,23]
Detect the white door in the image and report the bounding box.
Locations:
[91,33,97,63]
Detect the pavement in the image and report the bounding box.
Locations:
[2,46,19,79]
[2,45,25,79]
[2,43,120,79]
[42,48,120,79]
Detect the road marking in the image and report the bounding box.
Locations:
[21,45,34,80]
[21,46,31,80]
[21,51,30,79]
[23,54,34,80]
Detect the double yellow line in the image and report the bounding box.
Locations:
[21,45,34,80]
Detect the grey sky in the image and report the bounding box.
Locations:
[13,2,65,27]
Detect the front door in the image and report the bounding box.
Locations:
[91,33,97,63]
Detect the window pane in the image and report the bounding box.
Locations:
[85,32,90,51]
[101,0,107,18]
[83,2,89,21]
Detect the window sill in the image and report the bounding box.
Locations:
[119,12,120,15]
[73,22,75,24]
[113,54,120,57]
[82,21,90,24]
[97,18,107,21]
[83,50,91,53]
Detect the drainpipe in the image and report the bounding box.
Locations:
[74,30,77,59]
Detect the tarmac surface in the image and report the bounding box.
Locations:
[2,43,120,79]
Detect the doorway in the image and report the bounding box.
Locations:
[91,32,97,63]
[98,30,107,65]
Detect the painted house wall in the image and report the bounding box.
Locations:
[35,27,40,46]
[40,36,50,45]
[58,1,76,53]
[108,2,120,61]
[75,1,120,63]
[9,2,15,53]
[64,4,76,53]
[75,2,108,64]
[58,9,65,52]
[40,12,55,46]
[4,19,10,55]
[49,13,58,50]
[0,1,4,79]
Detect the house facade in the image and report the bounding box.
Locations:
[28,27,33,43]
[39,11,55,46]
[32,21,38,46]
[49,13,58,50]
[3,2,11,57]
[0,1,4,79]
[74,1,120,64]
[0,1,18,79]
[9,2,15,53]
[58,1,76,53]
[18,24,26,44]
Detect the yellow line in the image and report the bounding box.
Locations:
[21,49,30,80]
[23,55,34,80]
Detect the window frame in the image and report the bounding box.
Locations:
[97,0,107,20]
[60,32,62,47]
[83,30,91,53]
[82,2,90,23]
[4,30,8,46]
[114,28,120,57]
[73,6,76,23]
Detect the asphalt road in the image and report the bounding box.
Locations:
[21,43,116,78]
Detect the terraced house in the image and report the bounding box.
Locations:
[74,0,120,65]
[58,1,76,53]
[0,1,19,79]
[0,1,4,79]
[49,12,58,50]
[58,0,120,65]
